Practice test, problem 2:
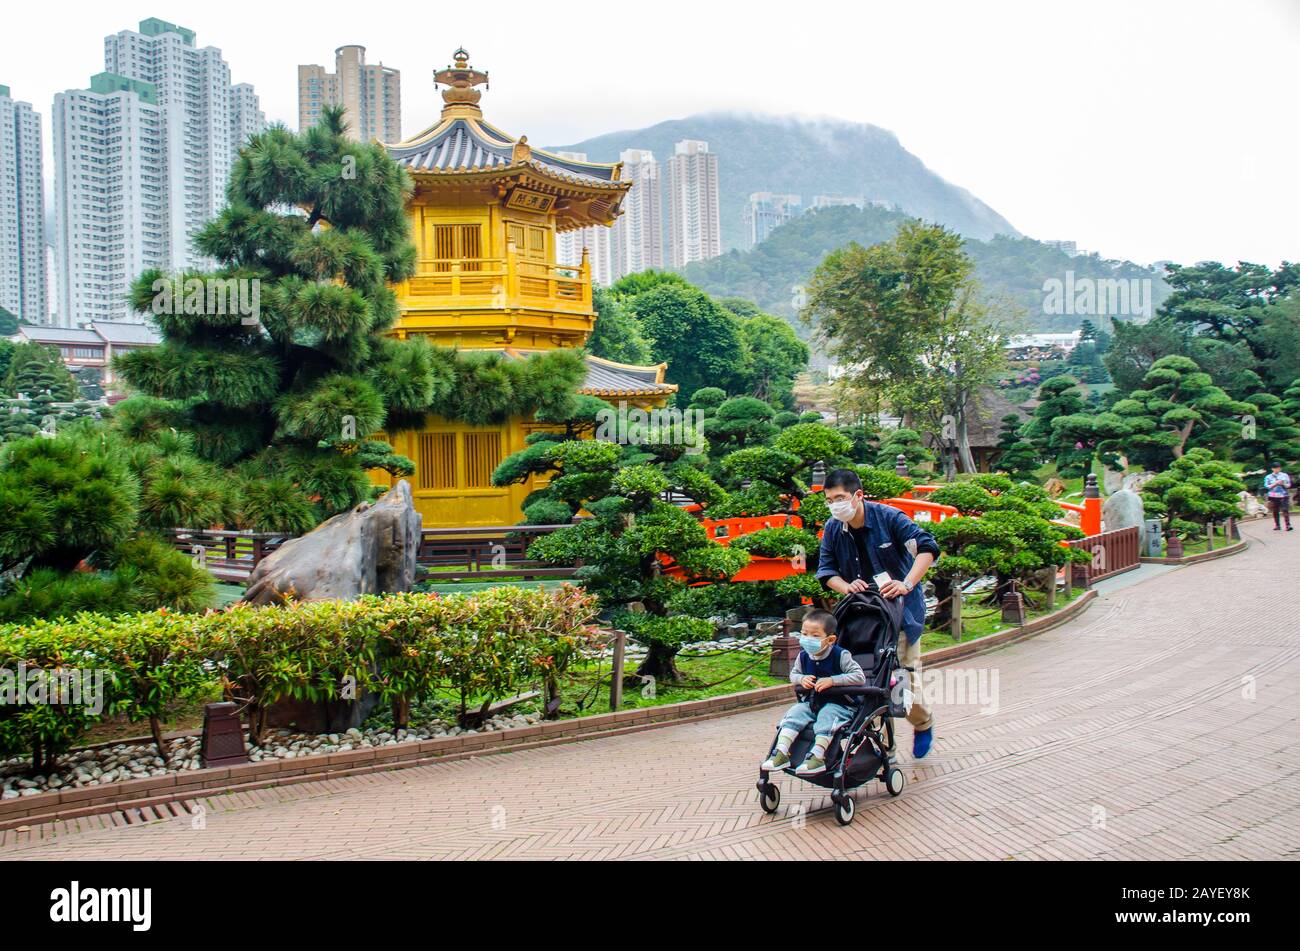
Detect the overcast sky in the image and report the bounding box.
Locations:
[4,0,1296,267]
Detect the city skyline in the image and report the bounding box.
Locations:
[1,0,1295,268]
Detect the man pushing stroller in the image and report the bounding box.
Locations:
[815,468,941,759]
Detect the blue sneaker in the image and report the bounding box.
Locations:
[912,728,933,759]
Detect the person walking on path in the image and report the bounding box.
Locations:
[1265,461,1293,531]
[816,468,940,759]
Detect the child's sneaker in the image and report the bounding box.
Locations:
[760,750,791,771]
[795,753,827,776]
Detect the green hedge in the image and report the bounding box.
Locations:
[0,585,597,769]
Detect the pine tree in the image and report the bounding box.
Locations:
[1232,391,1300,473]
[993,413,1040,481]
[116,108,583,530]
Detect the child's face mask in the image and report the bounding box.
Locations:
[799,632,828,655]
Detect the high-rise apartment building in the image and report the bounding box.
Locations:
[0,85,47,322]
[553,152,616,286]
[743,192,801,249]
[231,82,267,150]
[665,139,721,268]
[53,74,167,325]
[299,46,401,143]
[610,148,662,277]
[53,19,264,325]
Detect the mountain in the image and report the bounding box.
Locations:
[677,204,1171,332]
[551,112,1020,250]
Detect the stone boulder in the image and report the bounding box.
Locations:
[1102,458,1128,495]
[1123,471,1157,493]
[243,480,422,606]
[1238,491,1266,517]
[1043,477,1067,498]
[1101,489,1145,532]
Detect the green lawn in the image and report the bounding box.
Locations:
[918,585,1085,652]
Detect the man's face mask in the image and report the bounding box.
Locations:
[828,495,857,522]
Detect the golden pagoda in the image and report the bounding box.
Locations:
[374,50,676,527]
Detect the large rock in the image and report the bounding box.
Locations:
[1102,489,1145,532]
[1238,491,1266,517]
[1102,460,1127,495]
[243,480,422,606]
[1122,471,1157,493]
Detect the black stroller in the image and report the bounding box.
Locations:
[757,590,911,825]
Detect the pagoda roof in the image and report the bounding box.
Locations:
[388,116,624,189]
[579,355,677,399]
[493,349,676,399]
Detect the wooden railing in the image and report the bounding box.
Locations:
[416,524,578,581]
[1066,525,1141,585]
[171,523,580,586]
[168,529,291,583]
[406,253,591,311]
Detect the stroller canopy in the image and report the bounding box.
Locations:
[831,590,904,669]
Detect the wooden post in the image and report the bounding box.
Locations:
[1045,569,1056,611]
[608,629,626,712]
[1205,521,1214,551]
[950,583,963,642]
[1062,559,1072,600]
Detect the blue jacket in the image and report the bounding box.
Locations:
[816,502,941,644]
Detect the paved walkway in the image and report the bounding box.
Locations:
[4,522,1296,860]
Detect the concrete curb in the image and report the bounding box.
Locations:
[1141,539,1248,566]
[0,591,1102,832]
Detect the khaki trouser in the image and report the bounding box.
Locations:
[896,635,934,734]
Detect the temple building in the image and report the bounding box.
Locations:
[374,51,676,527]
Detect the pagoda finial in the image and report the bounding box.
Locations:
[434,48,489,117]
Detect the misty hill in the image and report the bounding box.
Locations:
[678,204,1171,332]
[551,113,1019,250]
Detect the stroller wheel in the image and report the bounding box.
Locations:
[884,766,905,797]
[759,783,781,814]
[833,793,855,826]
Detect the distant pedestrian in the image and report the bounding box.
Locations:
[1264,461,1293,531]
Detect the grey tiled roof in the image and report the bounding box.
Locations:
[14,326,101,344]
[89,321,162,345]
[582,359,676,396]
[389,118,620,186]
[389,119,514,172]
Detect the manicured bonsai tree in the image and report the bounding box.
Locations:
[525,446,748,683]
[709,422,853,524]
[928,474,1088,615]
[1106,356,1255,471]
[993,413,1041,482]
[1140,448,1244,541]
[874,427,935,475]
[701,396,779,458]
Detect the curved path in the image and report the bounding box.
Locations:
[3,521,1296,860]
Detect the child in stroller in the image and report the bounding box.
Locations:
[760,609,864,776]
[756,590,910,825]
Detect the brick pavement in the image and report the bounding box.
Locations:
[2,520,1296,860]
